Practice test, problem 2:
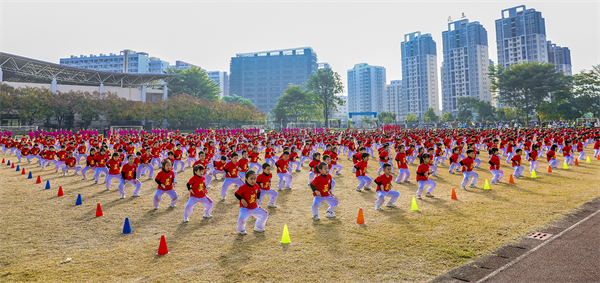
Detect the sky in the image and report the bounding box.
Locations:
[1,0,598,99]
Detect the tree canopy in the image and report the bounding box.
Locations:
[378,111,396,123]
[165,66,221,101]
[422,108,439,123]
[222,94,254,107]
[305,68,345,128]
[273,84,321,125]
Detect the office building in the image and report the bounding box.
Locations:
[229,47,318,113]
[207,70,229,98]
[59,49,169,74]
[331,95,348,121]
[441,19,491,115]
[347,63,386,119]
[401,32,439,121]
[170,60,199,70]
[318,62,331,69]
[495,5,547,67]
[547,41,572,76]
[383,80,402,120]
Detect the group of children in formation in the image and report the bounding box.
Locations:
[1,127,598,235]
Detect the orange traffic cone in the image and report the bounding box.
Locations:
[157,235,169,255]
[356,208,365,224]
[509,174,515,184]
[36,175,41,184]
[574,159,579,166]
[451,188,458,200]
[597,155,600,161]
[547,165,553,173]
[21,168,25,175]
[57,186,64,197]
[95,203,103,217]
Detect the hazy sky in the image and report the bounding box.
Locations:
[1,0,598,97]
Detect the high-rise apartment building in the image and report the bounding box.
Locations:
[229,47,318,113]
[59,49,169,74]
[383,80,402,120]
[495,5,547,67]
[441,19,491,115]
[547,41,572,76]
[331,95,349,121]
[207,71,230,98]
[347,63,386,119]
[401,32,439,121]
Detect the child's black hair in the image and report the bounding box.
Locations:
[361,153,370,160]
[262,162,271,170]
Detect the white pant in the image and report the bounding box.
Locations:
[290,161,302,171]
[564,156,574,165]
[105,174,122,190]
[153,189,179,207]
[417,179,437,195]
[237,207,268,232]
[449,163,461,172]
[578,151,586,160]
[395,168,410,182]
[434,156,447,166]
[491,169,504,182]
[376,190,400,207]
[94,167,109,182]
[140,164,155,178]
[549,159,560,168]
[118,179,141,195]
[377,161,393,175]
[513,165,525,177]
[357,176,373,189]
[308,171,316,185]
[212,170,225,179]
[184,196,213,217]
[62,166,81,175]
[173,160,185,172]
[265,158,276,166]
[203,173,213,187]
[430,165,438,176]
[41,159,57,169]
[249,162,262,174]
[258,189,278,205]
[221,177,244,197]
[76,153,87,164]
[461,171,479,187]
[187,157,197,167]
[529,161,539,172]
[311,195,339,216]
[330,164,343,174]
[277,173,292,189]
[81,166,94,178]
[151,157,161,168]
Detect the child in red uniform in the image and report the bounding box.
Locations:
[221,153,244,200]
[118,154,141,198]
[448,147,461,174]
[329,146,342,175]
[93,148,110,184]
[511,149,525,178]
[153,159,178,209]
[81,148,97,180]
[212,156,227,180]
[105,153,123,191]
[460,149,479,190]
[275,152,292,190]
[238,151,250,179]
[528,144,540,173]
[489,147,503,185]
[576,137,586,161]
[394,145,410,183]
[235,170,269,235]
[54,145,69,173]
[374,163,399,210]
[173,144,185,172]
[547,144,560,168]
[310,163,338,220]
[183,165,213,222]
[307,152,321,186]
[354,153,372,192]
[562,140,574,165]
[248,146,262,174]
[377,143,391,176]
[256,163,278,208]
[416,153,436,199]
[61,151,81,176]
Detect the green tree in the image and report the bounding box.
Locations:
[273,85,320,125]
[456,97,479,123]
[15,86,53,125]
[440,112,454,122]
[165,66,220,101]
[378,111,396,123]
[305,68,345,128]
[423,107,439,122]
[474,100,496,123]
[571,65,600,118]
[222,94,254,107]
[404,113,418,123]
[488,62,571,123]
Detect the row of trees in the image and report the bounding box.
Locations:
[0,84,265,129]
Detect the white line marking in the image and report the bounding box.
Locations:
[476,207,600,283]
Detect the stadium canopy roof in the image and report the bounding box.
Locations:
[0,52,178,87]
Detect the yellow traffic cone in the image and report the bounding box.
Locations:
[563,161,569,169]
[484,179,490,190]
[411,197,419,211]
[531,170,537,178]
[281,224,291,244]
[586,156,591,163]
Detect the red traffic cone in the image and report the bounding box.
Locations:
[57,186,64,197]
[509,174,515,184]
[547,165,553,173]
[356,208,365,224]
[1,158,4,163]
[157,235,169,255]
[11,163,14,169]
[36,175,41,184]
[95,203,103,217]
[574,159,579,166]
[21,168,25,175]
[451,188,458,200]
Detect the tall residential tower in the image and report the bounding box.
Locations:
[547,41,572,76]
[347,63,386,118]
[495,5,547,67]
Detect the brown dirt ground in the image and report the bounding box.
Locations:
[0,148,599,282]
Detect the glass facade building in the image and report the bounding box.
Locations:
[229,47,318,113]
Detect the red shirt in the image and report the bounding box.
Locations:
[265,148,274,158]
[256,173,272,190]
[213,161,226,171]
[224,161,240,178]
[275,159,289,173]
[140,154,152,164]
[107,158,121,175]
[416,164,430,182]
[155,170,175,191]
[354,161,368,177]
[238,158,250,173]
[562,146,572,157]
[121,163,137,180]
[56,150,69,162]
[394,152,408,169]
[174,149,183,160]
[308,160,320,173]
[374,174,393,192]
[77,145,86,154]
[489,155,500,170]
[65,157,77,168]
[86,155,96,167]
[460,157,475,172]
[528,151,538,162]
[192,159,209,168]
[511,155,522,167]
[94,153,108,167]
[329,152,338,165]
[249,152,260,163]
[379,150,389,162]
[546,150,556,162]
[235,183,260,209]
[187,175,207,198]
[311,173,333,197]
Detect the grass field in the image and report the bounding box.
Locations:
[1,148,599,282]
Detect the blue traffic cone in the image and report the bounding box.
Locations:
[75,194,82,205]
[15,165,20,171]
[28,171,33,179]
[122,218,132,234]
[45,180,51,190]
[6,160,10,166]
